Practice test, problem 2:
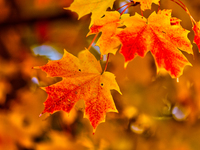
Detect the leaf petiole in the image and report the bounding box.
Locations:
[120,2,133,15]
[87,33,99,50]
[170,0,196,26]
[116,2,133,11]
[102,53,110,74]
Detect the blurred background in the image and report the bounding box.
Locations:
[0,0,200,149]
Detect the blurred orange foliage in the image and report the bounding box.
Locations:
[0,0,200,150]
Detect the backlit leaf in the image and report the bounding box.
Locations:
[88,11,121,55]
[37,49,121,131]
[65,0,116,26]
[116,9,193,78]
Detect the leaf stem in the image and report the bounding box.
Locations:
[170,0,196,26]
[117,1,140,16]
[141,9,143,16]
[87,33,99,50]
[116,2,132,11]
[102,53,110,74]
[120,3,132,15]
[157,1,161,13]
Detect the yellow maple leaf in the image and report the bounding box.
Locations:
[87,11,121,55]
[65,0,116,26]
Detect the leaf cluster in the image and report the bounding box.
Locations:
[36,0,200,131]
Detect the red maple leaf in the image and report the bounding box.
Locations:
[116,9,193,78]
[36,49,121,131]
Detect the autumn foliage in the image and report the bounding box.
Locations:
[37,49,121,131]
[35,0,200,132]
[2,0,200,149]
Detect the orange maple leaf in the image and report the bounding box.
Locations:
[193,21,200,51]
[116,9,193,78]
[37,49,121,131]
[65,0,116,26]
[88,11,121,55]
[134,0,160,11]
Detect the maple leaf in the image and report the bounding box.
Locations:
[65,0,116,26]
[36,49,121,131]
[134,0,160,11]
[116,9,193,78]
[87,11,121,55]
[193,21,200,51]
